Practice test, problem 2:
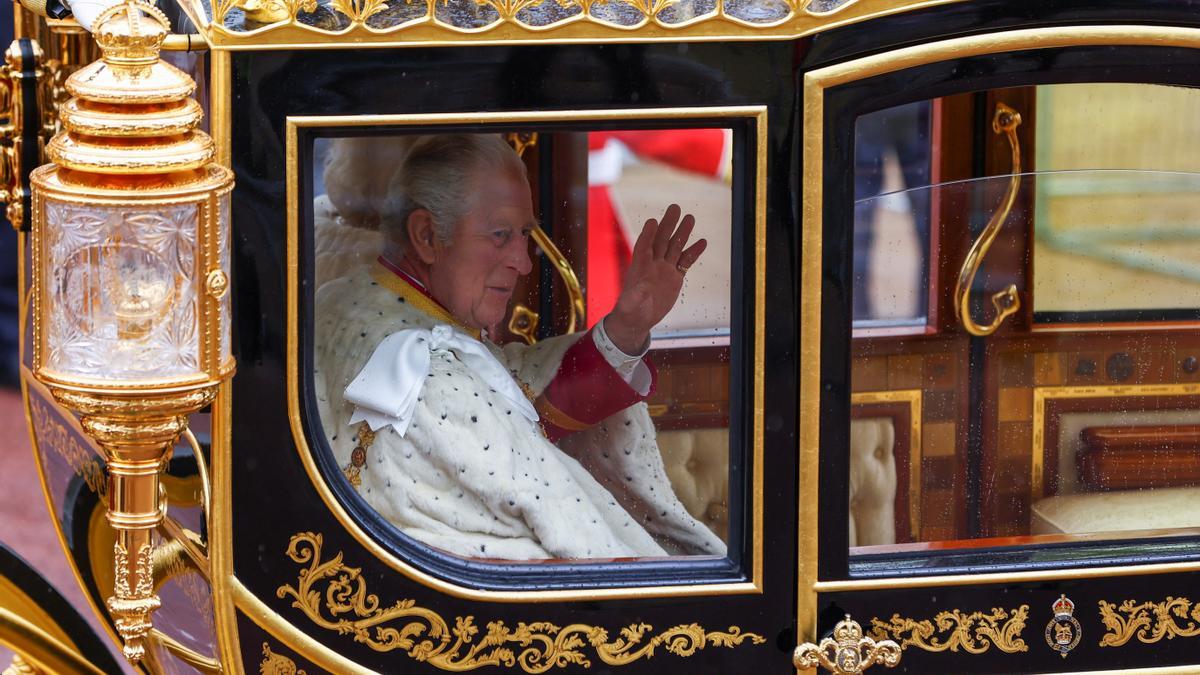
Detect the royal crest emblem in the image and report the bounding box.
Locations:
[1044,594,1082,658]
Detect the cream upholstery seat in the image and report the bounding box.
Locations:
[658,429,731,540]
[1032,486,1200,535]
[658,418,898,547]
[848,418,897,547]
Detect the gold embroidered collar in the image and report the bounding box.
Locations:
[370,260,482,341]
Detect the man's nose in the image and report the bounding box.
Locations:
[509,239,533,275]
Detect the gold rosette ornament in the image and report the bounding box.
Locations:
[28,0,234,663]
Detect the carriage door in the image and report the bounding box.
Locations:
[799,25,1200,674]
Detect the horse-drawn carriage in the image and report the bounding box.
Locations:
[5,0,1200,672]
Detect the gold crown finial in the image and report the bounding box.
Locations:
[92,0,170,68]
[48,0,212,177]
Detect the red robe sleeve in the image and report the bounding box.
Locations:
[534,330,657,443]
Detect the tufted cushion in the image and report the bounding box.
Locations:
[658,429,731,541]
[849,418,897,547]
[1032,486,1200,535]
[658,418,899,547]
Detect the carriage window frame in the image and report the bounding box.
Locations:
[806,39,1200,585]
[285,108,767,595]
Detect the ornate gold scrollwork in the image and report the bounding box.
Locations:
[276,532,765,672]
[504,132,586,344]
[1099,596,1200,647]
[261,642,306,675]
[0,40,45,229]
[794,614,901,674]
[869,605,1030,655]
[953,102,1023,337]
[110,541,161,662]
[0,28,73,230]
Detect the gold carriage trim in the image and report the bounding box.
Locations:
[176,0,967,49]
[869,605,1030,655]
[275,532,766,672]
[261,642,308,674]
[1099,596,1200,647]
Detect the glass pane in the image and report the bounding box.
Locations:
[43,199,201,380]
[1034,83,1200,320]
[589,129,733,340]
[310,128,737,562]
[1034,170,1200,318]
[848,85,1200,567]
[853,101,931,327]
[851,175,1200,556]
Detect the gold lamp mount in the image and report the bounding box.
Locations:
[29,0,234,663]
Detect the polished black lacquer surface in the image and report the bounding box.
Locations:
[230,42,799,672]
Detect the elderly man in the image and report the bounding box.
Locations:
[315,134,724,560]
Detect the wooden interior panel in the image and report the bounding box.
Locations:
[983,332,1200,537]
[853,335,969,540]
[646,346,730,431]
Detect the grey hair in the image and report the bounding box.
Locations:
[380,134,528,255]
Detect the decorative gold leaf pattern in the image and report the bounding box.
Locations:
[330,0,392,23]
[466,0,563,21]
[1099,597,1200,647]
[28,395,107,497]
[286,0,320,15]
[210,0,813,35]
[620,0,679,18]
[261,642,307,674]
[275,532,766,672]
[870,605,1029,655]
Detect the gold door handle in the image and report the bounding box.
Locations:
[530,223,585,334]
[953,103,1023,337]
[794,614,901,674]
[505,132,586,344]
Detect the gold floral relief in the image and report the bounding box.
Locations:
[275,532,766,672]
[28,395,107,497]
[184,0,954,47]
[870,605,1030,655]
[212,0,797,32]
[1099,597,1200,648]
[261,642,307,674]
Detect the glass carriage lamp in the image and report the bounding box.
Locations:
[28,0,234,663]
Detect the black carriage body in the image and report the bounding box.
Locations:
[227,41,800,673]
[136,2,1200,667]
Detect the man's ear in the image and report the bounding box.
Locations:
[406,209,438,265]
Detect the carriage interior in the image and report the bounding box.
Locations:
[304,82,1200,562]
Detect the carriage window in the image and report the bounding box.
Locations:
[309,128,737,563]
[849,84,1200,560]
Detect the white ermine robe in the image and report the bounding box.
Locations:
[313,254,725,560]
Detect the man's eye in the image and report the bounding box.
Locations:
[492,230,510,242]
